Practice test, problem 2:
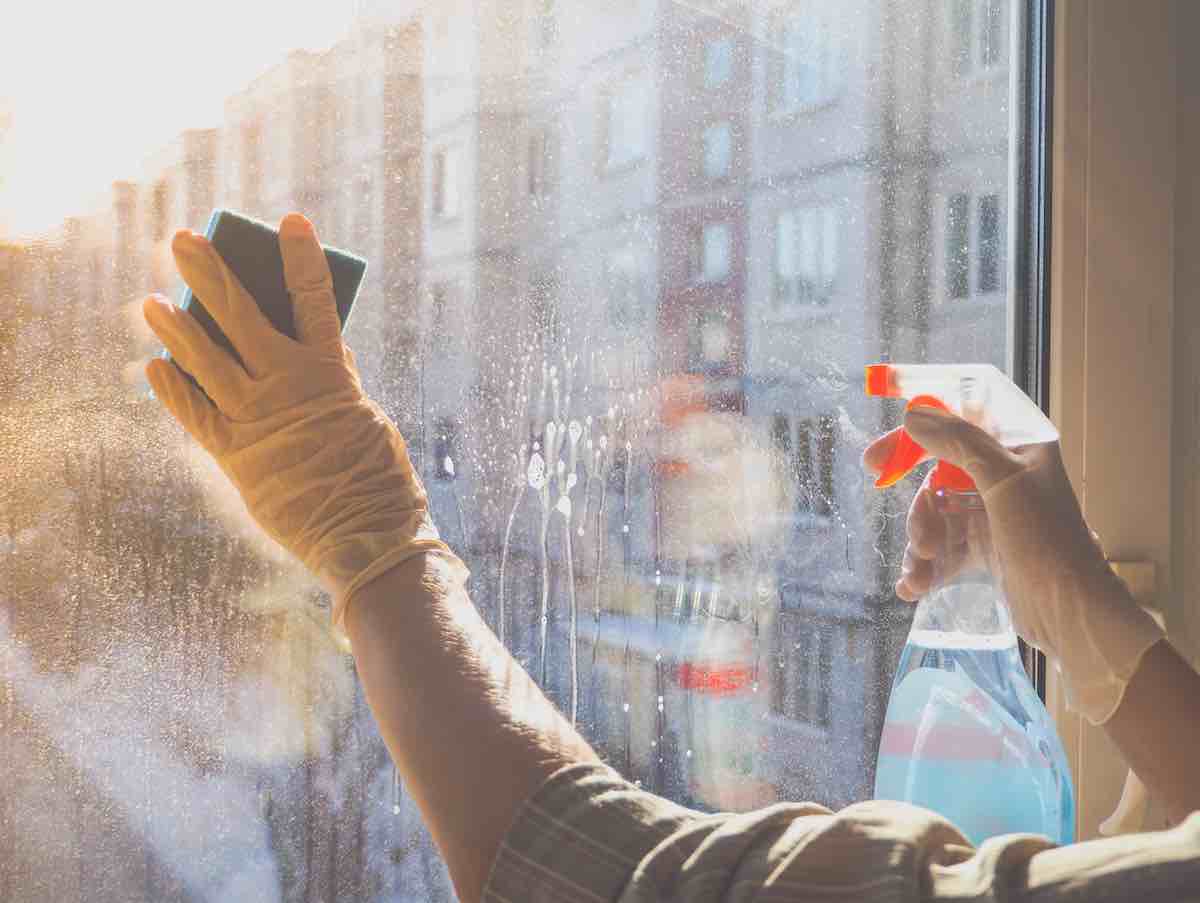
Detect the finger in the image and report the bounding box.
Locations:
[897,548,934,601]
[904,406,1021,492]
[143,295,247,412]
[171,230,286,377]
[906,480,945,559]
[279,213,341,352]
[145,357,230,455]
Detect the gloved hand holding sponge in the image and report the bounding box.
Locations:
[143,214,465,628]
[864,403,1163,726]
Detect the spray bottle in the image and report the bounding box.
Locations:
[866,363,1075,845]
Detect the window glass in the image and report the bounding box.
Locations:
[602,76,650,171]
[770,2,841,111]
[699,222,732,282]
[0,0,1024,897]
[702,121,733,179]
[704,36,734,88]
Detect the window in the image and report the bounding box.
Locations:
[692,221,732,283]
[2,3,1035,895]
[432,145,461,219]
[951,0,1007,77]
[702,121,733,180]
[601,76,649,171]
[791,414,836,518]
[605,246,643,328]
[775,206,839,307]
[703,36,733,88]
[772,623,833,728]
[944,191,1004,300]
[769,3,841,113]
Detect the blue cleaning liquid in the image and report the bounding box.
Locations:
[875,628,1075,845]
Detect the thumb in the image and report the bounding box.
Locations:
[904,406,1021,492]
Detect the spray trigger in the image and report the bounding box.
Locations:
[874,395,976,492]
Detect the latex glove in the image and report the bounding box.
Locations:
[142,214,464,627]
[863,406,1163,725]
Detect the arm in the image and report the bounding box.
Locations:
[344,554,598,903]
[1105,638,1200,824]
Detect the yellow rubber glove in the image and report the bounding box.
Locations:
[143,214,464,627]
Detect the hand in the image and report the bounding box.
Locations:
[143,214,462,625]
[863,406,1163,724]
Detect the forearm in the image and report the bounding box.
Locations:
[1104,637,1200,824]
[342,552,600,903]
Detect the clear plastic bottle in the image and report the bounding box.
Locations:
[866,363,1075,845]
[873,490,1075,845]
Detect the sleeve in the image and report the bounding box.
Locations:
[483,762,1200,903]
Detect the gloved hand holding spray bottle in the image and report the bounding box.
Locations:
[866,363,1075,844]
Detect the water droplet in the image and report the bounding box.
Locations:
[685,749,693,759]
[557,459,566,475]
[443,455,455,477]
[599,435,609,451]
[625,440,632,453]
[566,472,578,491]
[392,804,401,815]
[622,701,630,713]
[577,526,585,536]
[655,653,662,663]
[527,452,547,489]
[545,421,557,445]
[752,682,759,693]
[556,494,572,517]
[568,420,582,443]
[651,740,657,748]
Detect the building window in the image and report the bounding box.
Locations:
[702,122,733,180]
[951,0,1006,77]
[692,222,732,283]
[977,193,1001,294]
[432,146,461,219]
[527,127,551,198]
[775,206,839,307]
[600,76,649,172]
[772,622,833,727]
[696,312,731,366]
[769,3,841,113]
[149,180,169,242]
[605,246,643,328]
[944,191,1004,300]
[703,36,734,88]
[794,414,836,517]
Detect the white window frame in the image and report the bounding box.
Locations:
[1048,0,1188,841]
[774,205,839,308]
[768,1,842,115]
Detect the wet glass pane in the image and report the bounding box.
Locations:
[0,0,1020,898]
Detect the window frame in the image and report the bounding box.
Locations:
[766,0,842,117]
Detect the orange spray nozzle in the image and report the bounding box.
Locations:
[873,394,977,493]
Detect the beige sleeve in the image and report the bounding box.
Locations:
[483,763,1200,903]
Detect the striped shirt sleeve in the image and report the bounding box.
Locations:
[483,762,1200,903]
